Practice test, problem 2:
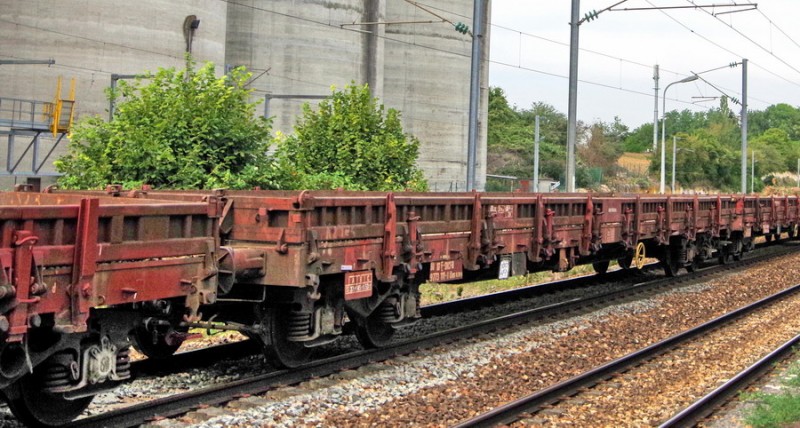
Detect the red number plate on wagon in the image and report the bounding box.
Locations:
[344,271,373,300]
[429,259,463,283]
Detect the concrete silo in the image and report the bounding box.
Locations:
[224,0,386,136]
[226,0,489,191]
[383,0,489,191]
[0,0,489,191]
[0,0,226,187]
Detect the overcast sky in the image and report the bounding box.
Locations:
[489,0,800,129]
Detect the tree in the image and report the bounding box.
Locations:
[272,84,427,191]
[705,96,741,150]
[486,88,572,191]
[622,123,654,153]
[748,104,800,141]
[55,60,273,189]
[578,119,626,185]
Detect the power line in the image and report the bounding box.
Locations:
[218,0,472,60]
[744,0,800,53]
[219,0,708,108]
[415,0,794,104]
[645,0,800,91]
[416,1,690,76]
[686,0,800,78]
[0,2,784,118]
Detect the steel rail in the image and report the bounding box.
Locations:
[130,263,656,376]
[132,242,789,375]
[660,333,800,427]
[453,281,800,428]
[71,244,799,427]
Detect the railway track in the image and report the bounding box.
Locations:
[662,333,800,427]
[129,261,659,376]
[62,243,800,427]
[127,239,790,378]
[455,271,800,427]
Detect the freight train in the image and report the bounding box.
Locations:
[1,186,797,426]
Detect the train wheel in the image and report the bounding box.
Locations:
[6,373,93,427]
[355,305,396,349]
[732,239,744,261]
[718,247,731,264]
[133,325,183,359]
[259,306,311,369]
[662,259,680,277]
[661,248,680,277]
[592,260,610,274]
[617,255,633,270]
[355,315,395,349]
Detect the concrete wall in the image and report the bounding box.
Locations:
[383,0,489,191]
[0,0,226,115]
[0,0,226,187]
[224,0,384,135]
[0,0,489,191]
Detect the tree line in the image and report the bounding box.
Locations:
[488,86,800,193]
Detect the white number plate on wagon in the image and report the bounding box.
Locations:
[344,271,373,300]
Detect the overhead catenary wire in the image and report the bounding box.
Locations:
[645,0,800,91]
[415,0,790,106]
[744,0,800,53]
[219,0,777,111]
[686,0,800,78]
[0,1,778,108]
[0,1,785,118]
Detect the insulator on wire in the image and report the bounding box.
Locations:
[583,10,599,22]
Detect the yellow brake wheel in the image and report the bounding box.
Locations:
[633,242,646,269]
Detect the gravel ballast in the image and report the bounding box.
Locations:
[152,251,800,427]
[4,249,800,427]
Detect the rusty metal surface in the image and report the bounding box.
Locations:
[0,191,219,342]
[47,189,800,288]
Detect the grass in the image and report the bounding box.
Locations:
[743,359,800,427]
[618,152,652,176]
[420,263,600,306]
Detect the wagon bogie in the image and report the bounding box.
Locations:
[0,191,220,425]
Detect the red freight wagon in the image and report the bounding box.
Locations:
[49,187,799,375]
[0,191,219,426]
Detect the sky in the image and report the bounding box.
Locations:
[489,0,800,129]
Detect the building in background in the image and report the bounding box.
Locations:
[0,0,488,191]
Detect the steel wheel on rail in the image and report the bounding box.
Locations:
[591,260,610,274]
[258,305,312,369]
[354,304,396,349]
[732,238,744,261]
[661,247,681,277]
[5,372,93,427]
[617,255,633,270]
[685,257,699,272]
[684,242,699,273]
